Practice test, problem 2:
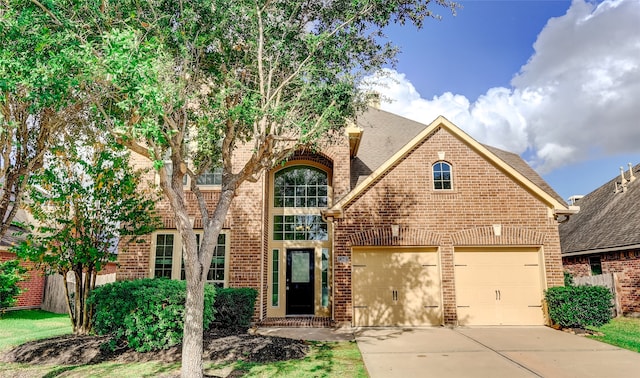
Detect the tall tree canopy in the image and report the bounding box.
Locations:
[0,3,87,237]
[5,0,456,375]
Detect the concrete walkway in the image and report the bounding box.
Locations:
[355,326,640,378]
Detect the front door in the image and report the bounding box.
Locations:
[286,249,315,315]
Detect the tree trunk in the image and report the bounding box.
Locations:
[181,274,206,377]
[180,187,235,378]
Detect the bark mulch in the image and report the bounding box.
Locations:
[1,328,309,366]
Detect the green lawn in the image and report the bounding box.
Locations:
[588,317,640,353]
[0,310,368,377]
[229,341,368,378]
[0,310,72,352]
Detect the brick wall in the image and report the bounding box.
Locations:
[0,250,44,309]
[563,250,640,315]
[117,137,350,321]
[333,127,564,324]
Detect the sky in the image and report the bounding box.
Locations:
[365,0,640,201]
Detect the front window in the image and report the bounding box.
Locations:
[433,162,452,190]
[273,215,328,241]
[152,231,229,287]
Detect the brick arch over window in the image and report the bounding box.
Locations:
[451,226,545,246]
[287,150,334,171]
[349,227,441,247]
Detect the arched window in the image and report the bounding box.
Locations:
[433,162,452,190]
[273,166,328,208]
[272,165,328,241]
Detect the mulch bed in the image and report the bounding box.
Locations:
[1,328,309,366]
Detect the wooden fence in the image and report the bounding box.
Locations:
[573,272,622,317]
[41,273,116,314]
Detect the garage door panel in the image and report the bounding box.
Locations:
[455,250,544,326]
[353,249,442,326]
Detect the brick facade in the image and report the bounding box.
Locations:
[116,118,564,325]
[0,250,44,309]
[563,250,640,315]
[332,127,564,324]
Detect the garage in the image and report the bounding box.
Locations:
[454,247,544,326]
[352,247,442,326]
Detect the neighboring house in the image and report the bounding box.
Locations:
[560,164,640,316]
[117,106,575,326]
[0,223,44,310]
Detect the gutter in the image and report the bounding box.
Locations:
[562,243,640,257]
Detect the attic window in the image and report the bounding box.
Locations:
[433,162,452,190]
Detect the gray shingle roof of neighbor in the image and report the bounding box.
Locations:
[559,164,640,255]
[0,209,29,248]
[351,107,565,205]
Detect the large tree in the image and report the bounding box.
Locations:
[14,141,159,334]
[9,0,457,375]
[0,3,86,237]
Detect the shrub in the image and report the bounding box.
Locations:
[563,271,574,286]
[212,287,257,330]
[0,260,26,314]
[90,278,216,352]
[545,285,612,328]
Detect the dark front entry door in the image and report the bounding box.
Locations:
[286,249,315,315]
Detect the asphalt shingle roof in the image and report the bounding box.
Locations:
[351,107,565,205]
[559,164,640,254]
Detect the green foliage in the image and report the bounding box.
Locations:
[212,288,258,331]
[564,271,574,286]
[90,279,216,352]
[0,2,89,235]
[0,260,26,313]
[545,285,613,328]
[13,142,159,334]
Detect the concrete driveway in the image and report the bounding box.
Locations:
[355,326,640,377]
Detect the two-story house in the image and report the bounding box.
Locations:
[117,106,575,326]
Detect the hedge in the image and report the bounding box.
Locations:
[90,278,216,352]
[211,287,257,330]
[545,285,612,328]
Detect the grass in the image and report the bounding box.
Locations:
[213,341,367,378]
[0,310,72,352]
[0,310,368,377]
[588,317,640,353]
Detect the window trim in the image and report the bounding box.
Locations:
[150,230,230,286]
[432,161,453,190]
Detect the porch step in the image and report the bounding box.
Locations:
[256,316,334,328]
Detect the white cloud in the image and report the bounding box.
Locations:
[365,0,640,173]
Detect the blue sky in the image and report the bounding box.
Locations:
[367,0,640,201]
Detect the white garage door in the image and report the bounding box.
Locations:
[352,247,442,326]
[455,247,544,326]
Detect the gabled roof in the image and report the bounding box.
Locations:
[328,108,571,215]
[559,164,640,256]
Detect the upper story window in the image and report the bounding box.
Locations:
[433,161,452,190]
[274,166,328,208]
[164,162,221,188]
[196,167,222,186]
